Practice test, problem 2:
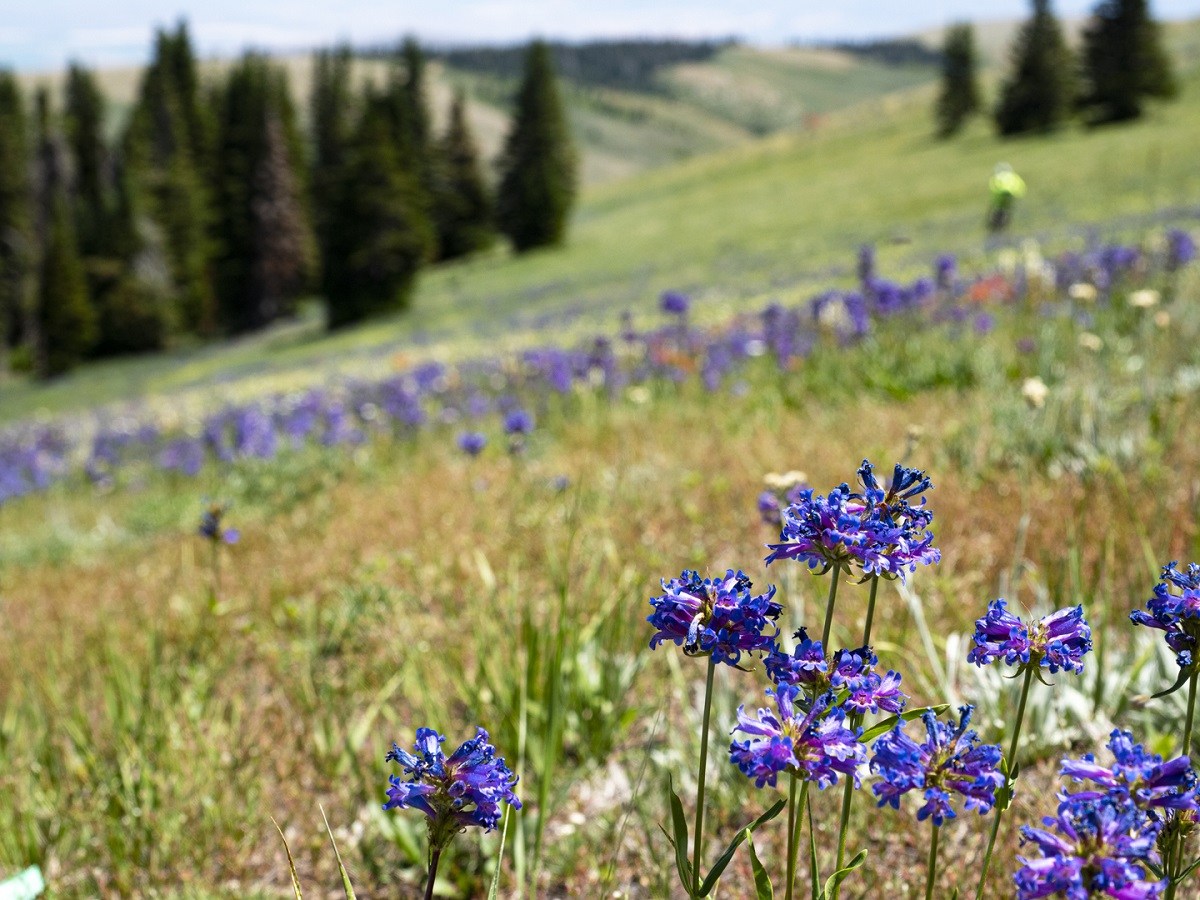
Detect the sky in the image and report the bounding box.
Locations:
[4,0,1199,71]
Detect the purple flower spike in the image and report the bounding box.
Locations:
[1014,793,1165,899]
[967,599,1092,675]
[729,686,865,789]
[870,705,1004,827]
[1131,561,1200,671]
[1060,730,1198,816]
[647,569,782,667]
[384,726,521,851]
[457,430,488,456]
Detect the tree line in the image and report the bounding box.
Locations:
[0,26,577,378]
[936,0,1177,138]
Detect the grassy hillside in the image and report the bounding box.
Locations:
[4,35,1200,425]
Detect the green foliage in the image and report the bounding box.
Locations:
[496,41,578,253]
[432,90,495,260]
[124,21,216,335]
[212,53,314,333]
[322,97,433,329]
[0,69,33,356]
[995,0,1076,136]
[935,24,981,138]
[309,45,355,282]
[64,64,109,255]
[1079,0,1178,125]
[34,94,96,378]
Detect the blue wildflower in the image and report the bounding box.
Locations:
[1061,730,1198,815]
[198,502,239,545]
[502,408,534,436]
[1015,793,1164,900]
[1130,561,1200,671]
[765,628,829,688]
[1167,228,1197,272]
[660,290,691,316]
[729,686,865,789]
[647,569,782,666]
[758,490,782,527]
[871,705,1004,826]
[457,431,488,456]
[384,727,521,851]
[967,599,1093,675]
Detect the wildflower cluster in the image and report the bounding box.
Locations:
[765,632,906,716]
[765,461,940,581]
[1061,730,1198,815]
[1131,562,1200,671]
[198,502,239,545]
[967,599,1093,675]
[729,686,865,789]
[870,705,1004,827]
[384,727,521,852]
[647,569,782,666]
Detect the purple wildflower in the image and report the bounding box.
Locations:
[729,686,865,789]
[198,502,239,545]
[766,633,906,714]
[503,408,534,436]
[758,490,782,527]
[1015,793,1164,900]
[457,431,487,456]
[765,628,829,688]
[647,569,782,666]
[660,290,691,316]
[871,705,1004,826]
[384,727,521,849]
[1060,730,1198,816]
[1130,561,1200,671]
[967,599,1092,675]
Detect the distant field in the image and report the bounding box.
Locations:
[4,24,1200,425]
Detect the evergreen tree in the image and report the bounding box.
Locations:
[1079,0,1177,124]
[995,0,1076,136]
[935,24,981,138]
[399,37,433,179]
[212,54,313,333]
[432,90,494,260]
[309,46,355,279]
[125,22,216,334]
[64,64,109,254]
[33,91,95,377]
[496,40,577,252]
[322,94,434,329]
[0,70,33,360]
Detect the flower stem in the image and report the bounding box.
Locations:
[424,847,441,900]
[924,824,941,900]
[820,567,842,648]
[830,574,880,900]
[692,657,717,897]
[974,664,1035,900]
[1166,670,1200,900]
[785,775,810,900]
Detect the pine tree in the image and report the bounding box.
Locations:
[310,46,355,280]
[212,54,313,333]
[0,70,33,361]
[33,91,95,377]
[400,37,433,180]
[432,90,494,260]
[496,40,577,252]
[125,22,216,334]
[995,0,1076,136]
[322,94,434,329]
[64,64,109,254]
[1079,0,1177,124]
[935,24,981,138]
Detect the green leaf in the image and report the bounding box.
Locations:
[820,848,867,899]
[807,798,820,900]
[320,804,358,900]
[859,705,950,743]
[1177,854,1200,881]
[698,799,786,896]
[1152,666,1193,699]
[667,776,693,893]
[271,817,304,900]
[487,806,512,900]
[746,829,774,900]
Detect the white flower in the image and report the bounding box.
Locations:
[1022,376,1049,409]
[764,470,807,490]
[1068,283,1097,302]
[1078,332,1103,352]
[1128,289,1160,309]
